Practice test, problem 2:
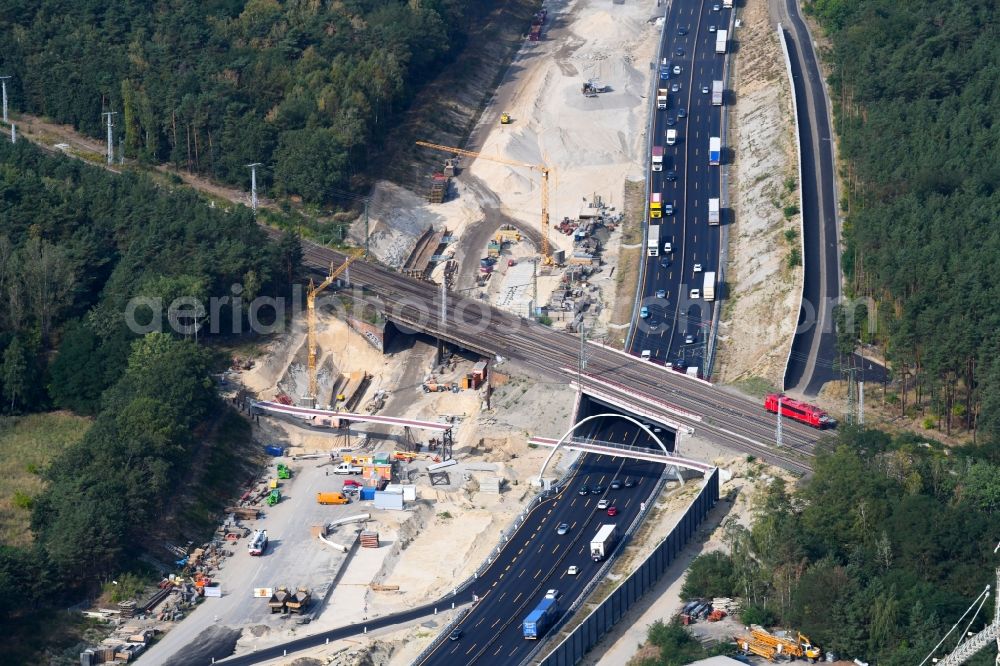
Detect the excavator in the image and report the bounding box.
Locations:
[799,633,822,661]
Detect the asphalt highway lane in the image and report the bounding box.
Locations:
[630,0,728,374]
[420,412,669,665]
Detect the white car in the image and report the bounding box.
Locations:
[567,565,579,575]
[546,589,560,599]
[709,25,717,33]
[690,288,701,299]
[672,65,681,74]
[663,242,673,253]
[597,499,610,509]
[693,263,703,272]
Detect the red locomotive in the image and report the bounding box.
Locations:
[764,393,836,429]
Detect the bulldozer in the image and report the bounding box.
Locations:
[500,112,511,124]
[276,463,291,480]
[266,489,281,506]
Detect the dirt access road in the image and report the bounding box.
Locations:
[4,114,263,211]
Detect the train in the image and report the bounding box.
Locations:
[764,393,837,429]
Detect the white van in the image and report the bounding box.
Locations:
[666,129,677,146]
[641,349,651,360]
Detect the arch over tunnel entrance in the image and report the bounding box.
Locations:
[538,412,686,485]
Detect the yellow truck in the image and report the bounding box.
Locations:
[650,192,663,219]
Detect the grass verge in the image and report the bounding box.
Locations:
[732,376,779,398]
[607,180,646,349]
[0,412,91,547]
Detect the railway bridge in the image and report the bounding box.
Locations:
[279,235,820,475]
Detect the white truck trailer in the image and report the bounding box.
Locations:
[590,524,618,562]
[716,29,728,54]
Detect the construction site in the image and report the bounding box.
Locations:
[66,0,833,661]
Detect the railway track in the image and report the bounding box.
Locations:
[279,232,823,474]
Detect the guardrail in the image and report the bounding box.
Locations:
[532,468,719,665]
[409,605,472,666]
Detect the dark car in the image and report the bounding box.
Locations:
[578,485,589,496]
[450,629,462,641]
[610,479,623,489]
[675,47,685,56]
[660,258,671,268]
[665,115,676,127]
[624,478,636,488]
[665,170,677,181]
[672,358,688,371]
[677,26,688,36]
[591,485,604,495]
[659,67,670,80]
[677,107,687,118]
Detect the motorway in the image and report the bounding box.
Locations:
[419,403,669,665]
[629,0,730,374]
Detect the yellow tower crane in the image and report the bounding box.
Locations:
[307,249,365,403]
[415,140,553,265]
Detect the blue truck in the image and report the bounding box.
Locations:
[523,597,559,639]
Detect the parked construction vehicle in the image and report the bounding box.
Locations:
[740,626,821,661]
[734,635,777,661]
[582,79,607,97]
[266,489,281,506]
[276,463,291,480]
[500,112,511,124]
[286,587,312,613]
[798,633,822,661]
[269,587,291,613]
